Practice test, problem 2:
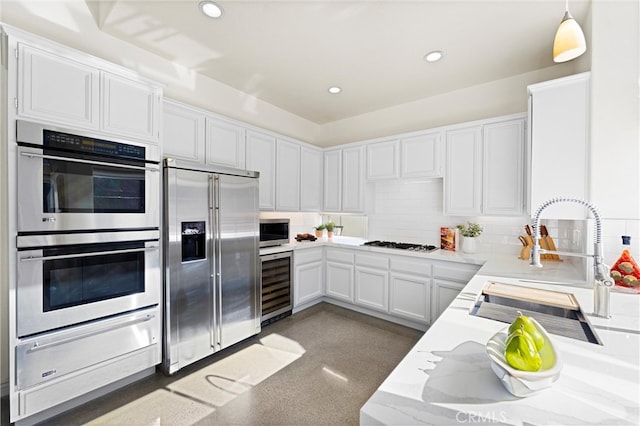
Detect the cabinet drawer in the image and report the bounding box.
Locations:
[294,247,323,265]
[326,248,355,264]
[389,256,431,277]
[16,307,159,390]
[432,261,480,282]
[356,253,389,269]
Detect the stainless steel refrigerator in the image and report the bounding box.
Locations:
[162,158,261,374]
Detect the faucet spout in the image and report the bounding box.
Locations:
[528,197,613,318]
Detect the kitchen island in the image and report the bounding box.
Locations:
[360,255,640,425]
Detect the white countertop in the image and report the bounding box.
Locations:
[360,255,640,425]
[261,236,486,266]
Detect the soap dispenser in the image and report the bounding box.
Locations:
[610,235,640,292]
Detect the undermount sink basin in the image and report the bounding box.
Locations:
[470,281,602,345]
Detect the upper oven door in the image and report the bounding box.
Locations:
[17,145,159,233]
[16,231,161,337]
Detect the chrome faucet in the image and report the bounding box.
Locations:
[529,197,614,318]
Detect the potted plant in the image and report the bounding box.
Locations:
[313,224,325,238]
[325,221,335,238]
[456,222,483,254]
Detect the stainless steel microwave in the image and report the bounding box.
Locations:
[259,218,289,247]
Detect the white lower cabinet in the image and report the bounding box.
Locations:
[354,253,389,312]
[389,256,432,324]
[325,248,355,302]
[326,262,354,302]
[389,273,431,323]
[295,246,479,328]
[432,279,466,322]
[431,260,480,322]
[355,268,388,311]
[294,248,324,307]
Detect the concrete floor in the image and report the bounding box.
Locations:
[2,303,423,425]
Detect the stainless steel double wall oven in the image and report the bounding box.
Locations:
[12,120,162,420]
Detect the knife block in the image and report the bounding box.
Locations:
[518,235,562,261]
[540,235,562,261]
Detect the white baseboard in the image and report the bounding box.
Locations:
[296,296,429,332]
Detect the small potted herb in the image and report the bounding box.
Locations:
[456,222,483,254]
[314,224,325,238]
[325,221,335,238]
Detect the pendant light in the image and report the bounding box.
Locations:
[552,0,586,62]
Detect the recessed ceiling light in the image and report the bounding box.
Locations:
[199,1,223,18]
[328,86,342,94]
[424,51,443,62]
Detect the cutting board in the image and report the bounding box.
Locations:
[482,281,579,310]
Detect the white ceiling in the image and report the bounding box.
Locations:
[93,0,591,124]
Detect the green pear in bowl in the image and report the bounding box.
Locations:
[509,311,545,350]
[505,325,542,372]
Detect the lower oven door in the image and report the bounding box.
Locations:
[16,231,161,337]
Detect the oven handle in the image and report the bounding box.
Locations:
[25,313,156,354]
[19,246,159,262]
[20,151,159,172]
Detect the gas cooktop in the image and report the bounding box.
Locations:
[362,240,438,252]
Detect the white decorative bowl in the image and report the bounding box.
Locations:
[486,318,562,397]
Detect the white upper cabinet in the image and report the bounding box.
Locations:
[275,138,301,211]
[400,131,442,178]
[16,41,161,143]
[445,125,483,215]
[300,146,323,211]
[323,149,342,211]
[206,117,246,169]
[528,73,590,219]
[323,146,364,212]
[18,43,100,129]
[482,119,525,215]
[341,146,365,212]
[445,116,525,216]
[162,99,205,163]
[101,72,161,142]
[246,130,276,210]
[366,139,399,180]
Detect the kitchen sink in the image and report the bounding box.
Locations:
[470,281,602,345]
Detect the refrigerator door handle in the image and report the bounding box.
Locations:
[208,174,217,350]
[211,174,223,349]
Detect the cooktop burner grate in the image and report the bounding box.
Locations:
[362,240,438,252]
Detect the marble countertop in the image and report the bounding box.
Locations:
[261,236,486,266]
[360,255,640,425]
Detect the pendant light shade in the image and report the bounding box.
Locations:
[553,2,586,63]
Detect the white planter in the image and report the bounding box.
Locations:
[462,236,478,254]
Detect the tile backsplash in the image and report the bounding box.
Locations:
[261,179,639,270]
[365,179,639,266]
